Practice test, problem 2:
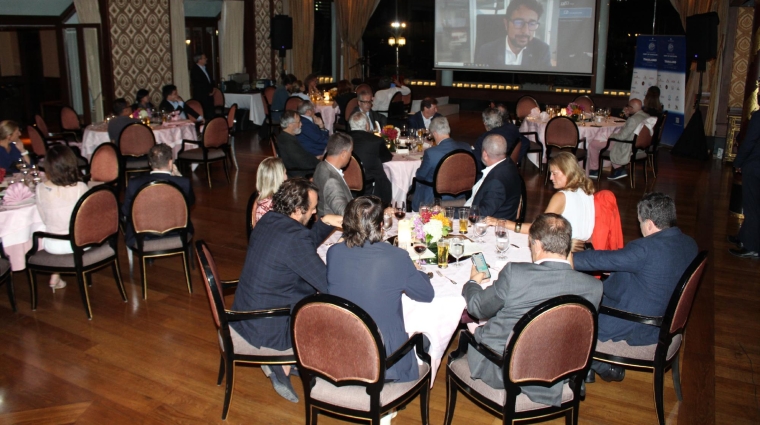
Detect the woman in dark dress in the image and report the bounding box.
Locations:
[326,196,434,382]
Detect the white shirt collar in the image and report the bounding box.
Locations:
[150,170,172,175]
[504,37,526,65]
[465,158,506,206]
[327,161,344,177]
[301,115,314,123]
[535,258,571,265]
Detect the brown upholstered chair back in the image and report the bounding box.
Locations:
[355,84,372,96]
[263,86,276,112]
[35,115,49,135]
[545,116,580,148]
[509,303,595,384]
[510,138,523,165]
[90,143,120,183]
[344,98,359,122]
[285,97,303,112]
[343,156,364,192]
[655,111,668,144]
[573,95,594,112]
[226,104,237,130]
[132,183,188,235]
[203,117,230,149]
[119,123,155,156]
[61,106,81,131]
[635,126,652,150]
[435,150,477,197]
[196,241,225,329]
[185,100,203,122]
[402,92,412,108]
[669,252,708,334]
[516,96,539,120]
[27,125,47,156]
[212,88,224,107]
[293,301,381,383]
[73,187,119,247]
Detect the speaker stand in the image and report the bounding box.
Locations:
[277,48,287,84]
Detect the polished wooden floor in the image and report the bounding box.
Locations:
[1,111,758,424]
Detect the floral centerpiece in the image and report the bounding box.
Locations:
[566,103,584,121]
[381,125,399,152]
[413,211,452,246]
[131,108,150,120]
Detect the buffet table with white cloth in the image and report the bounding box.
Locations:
[383,152,423,206]
[82,121,198,160]
[317,217,531,386]
[224,92,266,125]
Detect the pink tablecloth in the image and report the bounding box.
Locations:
[314,102,339,134]
[519,118,624,170]
[0,202,44,271]
[383,152,423,206]
[82,122,198,160]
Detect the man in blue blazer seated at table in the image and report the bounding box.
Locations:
[296,100,330,156]
[472,107,529,176]
[411,116,471,210]
[121,143,195,249]
[231,178,343,403]
[572,192,698,383]
[407,97,442,132]
[462,213,602,406]
[465,134,522,220]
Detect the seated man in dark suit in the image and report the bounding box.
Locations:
[466,134,522,220]
[347,112,393,206]
[296,101,329,156]
[351,91,387,132]
[271,73,296,123]
[231,178,343,402]
[121,143,195,248]
[472,108,529,176]
[158,84,202,122]
[573,192,698,382]
[107,98,139,143]
[277,111,319,178]
[463,213,602,406]
[411,116,471,210]
[407,96,443,132]
[474,0,552,70]
[313,133,354,216]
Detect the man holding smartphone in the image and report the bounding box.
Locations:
[461,213,602,407]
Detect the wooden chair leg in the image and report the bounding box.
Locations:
[206,163,212,188]
[77,271,93,320]
[672,354,683,401]
[216,355,225,385]
[181,251,193,294]
[27,269,38,310]
[654,365,666,425]
[112,260,127,302]
[221,356,234,420]
[419,376,431,425]
[5,274,17,312]
[443,375,458,425]
[140,255,148,300]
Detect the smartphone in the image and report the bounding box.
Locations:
[471,252,491,279]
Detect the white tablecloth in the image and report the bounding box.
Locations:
[82,122,197,160]
[519,118,624,168]
[317,217,531,386]
[224,92,266,125]
[314,102,339,134]
[383,152,423,206]
[0,200,44,271]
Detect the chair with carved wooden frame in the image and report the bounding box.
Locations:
[60,106,84,141]
[226,103,239,169]
[285,96,304,113]
[118,122,155,187]
[591,251,708,425]
[409,149,477,207]
[85,142,121,191]
[177,116,230,188]
[543,116,587,185]
[195,240,296,420]
[0,241,17,312]
[597,124,653,188]
[444,295,598,425]
[291,293,431,425]
[25,186,127,319]
[573,95,594,113]
[35,114,78,147]
[515,95,540,124]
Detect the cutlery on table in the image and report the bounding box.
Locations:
[436,270,458,285]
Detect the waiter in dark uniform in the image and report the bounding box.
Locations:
[190,53,215,119]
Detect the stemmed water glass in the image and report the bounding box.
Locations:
[450,237,465,267]
[474,218,488,244]
[495,221,509,259]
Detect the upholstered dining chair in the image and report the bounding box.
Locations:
[543,116,587,184]
[25,186,127,319]
[195,240,296,420]
[212,88,225,117]
[245,190,259,241]
[343,153,374,196]
[285,96,304,112]
[262,86,283,137]
[648,111,669,178]
[35,114,78,147]
[291,293,431,425]
[515,95,540,124]
[27,125,88,172]
[60,106,84,141]
[0,241,17,312]
[519,131,545,173]
[118,122,155,186]
[444,295,598,425]
[177,116,230,188]
[355,83,372,96]
[591,251,708,425]
[128,181,193,300]
[573,95,595,113]
[226,103,239,169]
[598,124,653,188]
[409,149,477,207]
[185,99,204,125]
[85,142,121,190]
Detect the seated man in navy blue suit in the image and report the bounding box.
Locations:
[121,143,195,248]
[407,97,442,131]
[466,134,522,220]
[411,117,471,210]
[573,192,698,382]
[296,100,329,156]
[231,178,343,402]
[472,108,529,176]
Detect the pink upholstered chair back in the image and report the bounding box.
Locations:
[27,125,47,156]
[343,156,363,192]
[203,117,229,149]
[670,253,708,334]
[226,104,237,130]
[435,151,477,196]
[545,117,580,149]
[516,96,539,120]
[61,106,81,131]
[212,88,225,107]
[285,97,303,112]
[185,100,203,123]
[35,115,50,135]
[73,188,119,247]
[344,98,359,122]
[89,143,120,183]
[119,123,155,156]
[635,126,653,150]
[573,95,594,113]
[132,183,188,235]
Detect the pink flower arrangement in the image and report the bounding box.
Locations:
[381,125,398,140]
[566,103,584,116]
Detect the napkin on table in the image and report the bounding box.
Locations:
[3,182,34,205]
[529,107,541,119]
[539,111,550,122]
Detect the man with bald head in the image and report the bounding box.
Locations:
[587,98,649,180]
[466,134,522,220]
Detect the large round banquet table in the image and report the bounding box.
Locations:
[0,181,44,271]
[313,100,340,134]
[317,215,531,386]
[383,151,423,206]
[81,120,198,160]
[519,117,625,170]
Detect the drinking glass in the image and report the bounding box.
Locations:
[444,207,455,223]
[458,207,469,234]
[437,238,450,269]
[469,205,480,228]
[495,221,507,238]
[496,231,510,260]
[394,202,406,219]
[432,198,442,214]
[450,237,465,267]
[475,221,488,243]
[413,239,427,266]
[383,212,393,229]
[419,203,430,215]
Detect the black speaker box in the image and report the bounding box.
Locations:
[686,12,719,62]
[271,15,293,51]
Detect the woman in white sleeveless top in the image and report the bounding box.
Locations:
[496,152,595,249]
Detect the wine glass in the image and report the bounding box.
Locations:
[450,237,465,267]
[413,239,427,266]
[495,221,507,238]
[496,231,510,260]
[394,202,406,219]
[468,205,480,229]
[383,212,393,230]
[475,220,488,244]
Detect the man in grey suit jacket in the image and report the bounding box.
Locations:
[462,213,603,407]
[314,133,354,216]
[587,98,650,180]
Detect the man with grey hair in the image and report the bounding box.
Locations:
[587,98,649,180]
[411,116,471,210]
[313,133,354,216]
[277,110,319,178]
[347,112,393,205]
[190,53,215,119]
[473,107,529,175]
[462,213,602,405]
[465,134,522,219]
[296,100,329,156]
[351,91,387,131]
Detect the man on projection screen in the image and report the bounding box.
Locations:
[475,0,551,70]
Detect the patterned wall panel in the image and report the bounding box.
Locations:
[109,0,173,105]
[729,8,753,109]
[253,0,283,81]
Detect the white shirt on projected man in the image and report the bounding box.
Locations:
[504,38,525,65]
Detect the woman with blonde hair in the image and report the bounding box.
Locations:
[253,157,287,223]
[0,120,31,173]
[493,151,595,246]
